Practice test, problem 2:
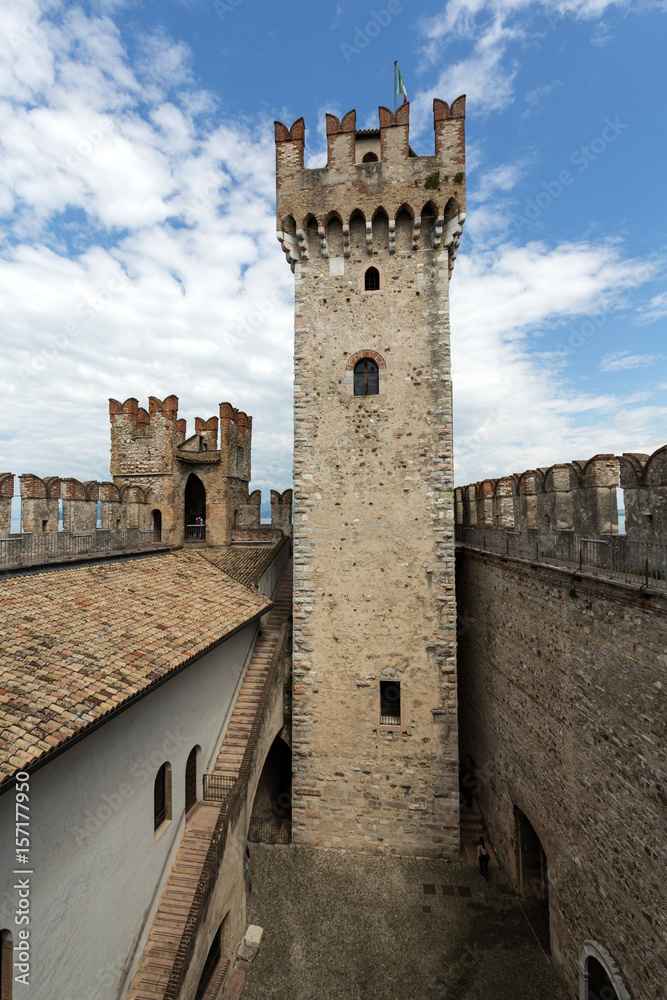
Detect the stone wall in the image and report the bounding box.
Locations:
[277,99,465,857]
[455,444,667,540]
[456,543,666,999]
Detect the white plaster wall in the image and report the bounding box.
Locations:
[0,620,258,1000]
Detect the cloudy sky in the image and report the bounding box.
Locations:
[0,0,666,511]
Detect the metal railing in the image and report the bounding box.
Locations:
[248,816,291,845]
[455,525,667,592]
[185,524,206,541]
[0,528,163,571]
[202,774,235,801]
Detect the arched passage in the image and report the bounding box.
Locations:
[152,508,162,542]
[248,733,291,844]
[184,474,206,540]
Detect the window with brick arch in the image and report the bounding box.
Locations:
[1,929,12,1000]
[364,266,380,291]
[354,358,379,396]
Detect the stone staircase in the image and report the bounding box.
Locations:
[459,805,498,867]
[126,560,292,1000]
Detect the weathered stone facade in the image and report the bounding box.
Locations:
[456,544,666,999]
[276,99,466,856]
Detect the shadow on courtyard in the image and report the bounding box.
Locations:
[240,845,569,1000]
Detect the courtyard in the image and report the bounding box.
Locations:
[241,844,570,1000]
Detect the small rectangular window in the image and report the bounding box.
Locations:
[380,680,401,725]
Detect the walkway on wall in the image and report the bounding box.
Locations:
[126,559,292,1000]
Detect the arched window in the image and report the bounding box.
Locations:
[362,151,378,162]
[154,762,172,835]
[185,746,200,814]
[364,266,380,291]
[354,358,379,396]
[1,929,12,1000]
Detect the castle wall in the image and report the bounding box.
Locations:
[455,446,667,540]
[456,544,666,999]
[278,100,465,857]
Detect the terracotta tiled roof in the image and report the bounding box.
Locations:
[197,537,289,589]
[0,551,271,785]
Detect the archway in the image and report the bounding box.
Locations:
[184,474,206,540]
[579,942,631,1000]
[152,508,162,542]
[185,745,201,815]
[514,806,550,953]
[248,734,291,844]
[195,913,232,1000]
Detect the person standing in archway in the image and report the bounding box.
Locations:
[477,836,490,885]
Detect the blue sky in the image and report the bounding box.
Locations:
[0,0,665,506]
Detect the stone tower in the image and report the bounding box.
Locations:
[275,97,466,856]
[109,395,253,547]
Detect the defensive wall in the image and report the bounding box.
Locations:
[455,444,667,538]
[455,445,667,999]
[0,394,292,570]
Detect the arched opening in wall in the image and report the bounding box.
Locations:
[194,913,231,1000]
[304,214,319,257]
[579,942,631,1000]
[364,266,380,291]
[152,508,162,542]
[514,807,550,953]
[154,763,172,837]
[184,473,206,541]
[420,201,437,248]
[326,215,343,257]
[350,210,366,254]
[185,745,201,815]
[248,734,292,844]
[372,208,389,250]
[588,958,619,1000]
[362,151,378,162]
[354,358,379,396]
[1,929,12,1000]
[395,206,413,252]
[444,196,461,226]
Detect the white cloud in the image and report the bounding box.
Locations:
[410,0,633,125]
[451,239,667,482]
[637,291,667,324]
[600,351,662,371]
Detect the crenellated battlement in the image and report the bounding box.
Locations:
[275,98,466,275]
[455,444,667,539]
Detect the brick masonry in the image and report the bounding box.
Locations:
[276,99,466,857]
[456,544,666,998]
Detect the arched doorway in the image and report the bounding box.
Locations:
[185,745,200,815]
[195,913,230,1000]
[152,509,162,542]
[184,474,206,540]
[514,806,550,953]
[248,734,291,844]
[579,942,631,1000]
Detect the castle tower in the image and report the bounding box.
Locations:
[109,395,253,546]
[275,97,466,856]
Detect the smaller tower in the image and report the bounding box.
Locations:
[109,395,255,546]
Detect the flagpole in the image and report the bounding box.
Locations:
[394,60,397,115]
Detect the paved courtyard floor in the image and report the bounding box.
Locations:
[240,845,570,1000]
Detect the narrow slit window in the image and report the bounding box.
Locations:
[354,359,379,396]
[364,266,380,291]
[380,681,401,725]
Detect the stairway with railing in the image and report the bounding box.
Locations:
[125,559,292,1000]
